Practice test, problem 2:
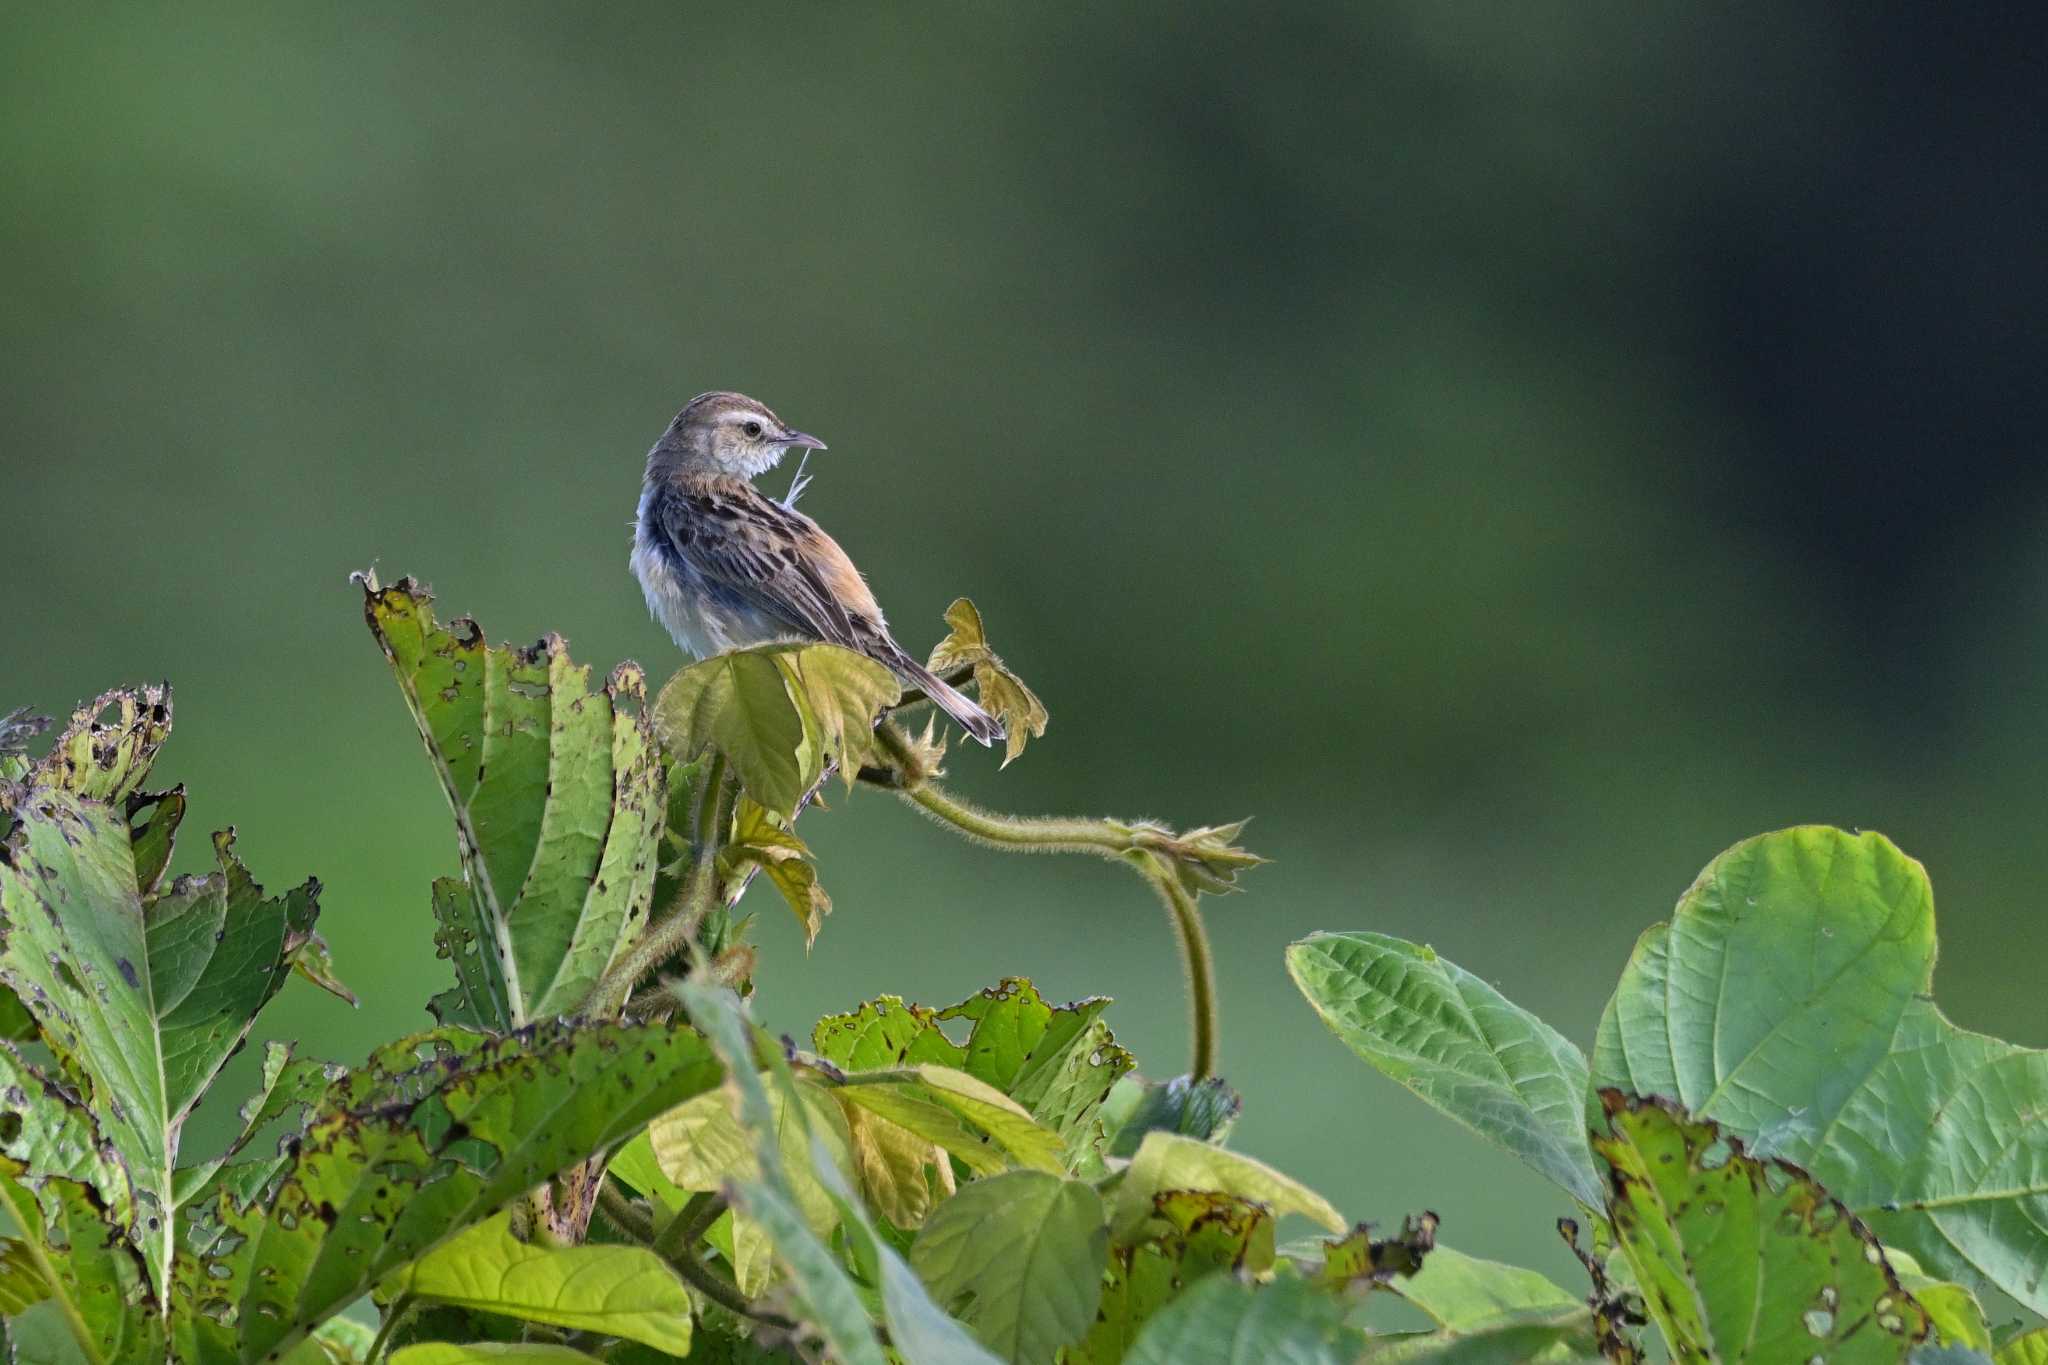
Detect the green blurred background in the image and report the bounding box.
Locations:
[6,5,2044,1282]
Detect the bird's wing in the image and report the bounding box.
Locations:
[651,482,881,650]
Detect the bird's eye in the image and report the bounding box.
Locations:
[744,421,763,438]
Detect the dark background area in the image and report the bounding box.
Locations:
[5,5,2044,1280]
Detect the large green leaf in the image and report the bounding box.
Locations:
[1287,931,1601,1207]
[0,786,325,1291]
[175,1017,722,1364]
[1120,1274,1359,1365]
[1589,826,2048,1312]
[0,1163,160,1365]
[1594,1093,1930,1363]
[1108,1132,1344,1241]
[1389,1245,1585,1332]
[812,979,1134,1146]
[652,643,900,817]
[360,573,664,1025]
[387,1211,693,1354]
[910,1170,1106,1364]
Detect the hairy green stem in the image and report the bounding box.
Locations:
[654,1190,728,1260]
[367,1295,416,1365]
[879,759,1221,1080]
[1145,862,1219,1080]
[596,1177,655,1243]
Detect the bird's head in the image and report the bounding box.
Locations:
[648,391,826,480]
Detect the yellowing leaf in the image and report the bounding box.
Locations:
[926,598,1047,766]
[722,797,832,946]
[838,1097,951,1229]
[648,1077,854,1238]
[1110,1132,1346,1241]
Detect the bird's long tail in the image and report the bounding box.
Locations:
[882,647,1005,748]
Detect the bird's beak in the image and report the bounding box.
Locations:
[782,430,827,451]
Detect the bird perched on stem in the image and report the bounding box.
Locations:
[631,391,1004,746]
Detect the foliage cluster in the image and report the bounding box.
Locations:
[1,575,2044,1363]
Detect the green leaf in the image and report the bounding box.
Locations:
[1999,1329,2048,1364]
[1287,931,1601,1207]
[1593,1092,1931,1363]
[652,642,900,816]
[910,1171,1107,1364]
[1068,1190,1274,1365]
[1589,825,2048,1313]
[1368,1317,1606,1364]
[721,797,831,947]
[1102,1074,1242,1159]
[680,982,1005,1365]
[0,1240,50,1315]
[388,1210,693,1354]
[1122,1273,1359,1365]
[178,1017,722,1364]
[361,573,664,1026]
[0,1163,160,1365]
[388,1346,606,1365]
[925,598,1046,765]
[774,644,903,792]
[812,979,1135,1144]
[648,1077,855,1238]
[1389,1244,1584,1331]
[674,982,887,1365]
[1109,1132,1345,1241]
[835,1067,1064,1175]
[1885,1249,1993,1354]
[0,788,324,1288]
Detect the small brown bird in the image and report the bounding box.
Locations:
[631,391,1004,746]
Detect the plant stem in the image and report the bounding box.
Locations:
[367,1295,416,1365]
[1145,861,1218,1080]
[587,753,735,1015]
[654,1190,729,1260]
[878,761,1221,1080]
[595,1177,655,1243]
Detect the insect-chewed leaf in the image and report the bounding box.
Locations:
[0,787,326,1289]
[177,1016,723,1365]
[26,684,173,803]
[1305,1211,1439,1291]
[0,1160,162,1364]
[359,572,665,1026]
[677,981,1000,1365]
[813,978,1135,1146]
[925,598,1046,765]
[1066,1189,1275,1365]
[1109,1131,1345,1243]
[1590,826,2048,1315]
[1593,1092,1930,1363]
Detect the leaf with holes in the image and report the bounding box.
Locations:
[1590,826,2048,1314]
[1109,1132,1345,1242]
[175,1017,722,1364]
[360,573,665,1027]
[0,785,326,1292]
[1594,1092,1930,1363]
[1067,1190,1274,1365]
[813,979,1134,1146]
